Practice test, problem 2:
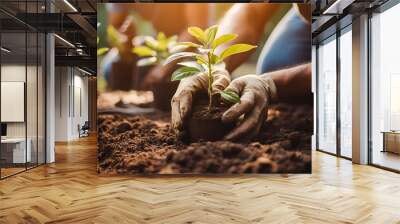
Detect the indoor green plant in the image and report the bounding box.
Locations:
[165,25,257,141]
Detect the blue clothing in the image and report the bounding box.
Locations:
[256,8,311,74]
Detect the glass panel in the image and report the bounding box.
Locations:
[317,37,337,154]
[1,29,27,177]
[38,32,45,165]
[27,30,38,169]
[371,4,400,171]
[339,29,352,158]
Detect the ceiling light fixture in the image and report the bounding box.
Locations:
[1,47,11,53]
[54,34,75,48]
[63,0,78,12]
[78,67,93,76]
[323,0,355,15]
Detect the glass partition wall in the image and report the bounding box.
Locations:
[0,2,46,179]
[316,26,353,159]
[317,35,337,155]
[370,2,400,171]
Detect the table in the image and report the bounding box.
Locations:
[1,138,31,164]
[381,131,400,154]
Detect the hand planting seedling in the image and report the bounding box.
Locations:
[164,25,257,141]
[165,25,257,111]
[132,32,187,67]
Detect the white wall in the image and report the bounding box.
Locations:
[54,67,89,141]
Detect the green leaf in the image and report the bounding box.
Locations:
[132,46,156,57]
[163,52,200,65]
[97,47,109,56]
[219,44,257,62]
[171,67,200,81]
[196,55,208,65]
[144,36,160,51]
[157,32,167,42]
[209,54,219,65]
[212,34,237,49]
[220,89,240,104]
[137,57,157,67]
[187,26,207,44]
[107,25,126,48]
[177,61,204,72]
[168,45,188,54]
[205,25,218,45]
[177,42,201,48]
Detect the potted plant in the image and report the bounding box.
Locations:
[132,32,187,110]
[165,25,257,141]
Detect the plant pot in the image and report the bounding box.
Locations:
[132,65,152,90]
[108,60,134,91]
[187,99,236,142]
[152,81,178,111]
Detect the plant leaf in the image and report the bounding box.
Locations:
[220,89,240,104]
[219,44,257,62]
[107,25,127,48]
[205,25,218,45]
[168,45,188,54]
[97,47,109,56]
[212,34,237,49]
[209,54,219,65]
[187,26,207,44]
[177,42,201,48]
[178,61,204,72]
[163,52,200,65]
[144,36,160,51]
[132,46,156,57]
[171,67,200,81]
[137,57,157,67]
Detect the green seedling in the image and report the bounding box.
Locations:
[132,32,186,67]
[97,36,109,56]
[164,25,257,111]
[97,23,109,56]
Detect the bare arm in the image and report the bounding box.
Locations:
[266,63,312,103]
[215,3,281,73]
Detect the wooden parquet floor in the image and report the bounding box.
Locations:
[1,135,400,224]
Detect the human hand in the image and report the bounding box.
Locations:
[221,75,277,141]
[171,69,231,131]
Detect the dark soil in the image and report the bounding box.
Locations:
[188,101,235,142]
[97,103,313,174]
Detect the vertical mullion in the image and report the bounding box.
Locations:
[36,0,39,167]
[336,28,341,157]
[367,11,373,165]
[316,44,320,151]
[25,0,28,171]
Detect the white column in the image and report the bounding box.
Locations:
[46,33,55,163]
[352,14,369,164]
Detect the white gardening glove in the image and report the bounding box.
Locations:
[221,74,278,141]
[171,69,231,131]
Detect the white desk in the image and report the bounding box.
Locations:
[1,138,31,163]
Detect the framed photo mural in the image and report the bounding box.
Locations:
[97,3,313,174]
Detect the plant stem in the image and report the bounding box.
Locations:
[207,52,213,111]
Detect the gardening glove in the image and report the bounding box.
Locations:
[221,74,278,141]
[171,69,231,131]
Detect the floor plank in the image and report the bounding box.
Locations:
[0,135,399,224]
